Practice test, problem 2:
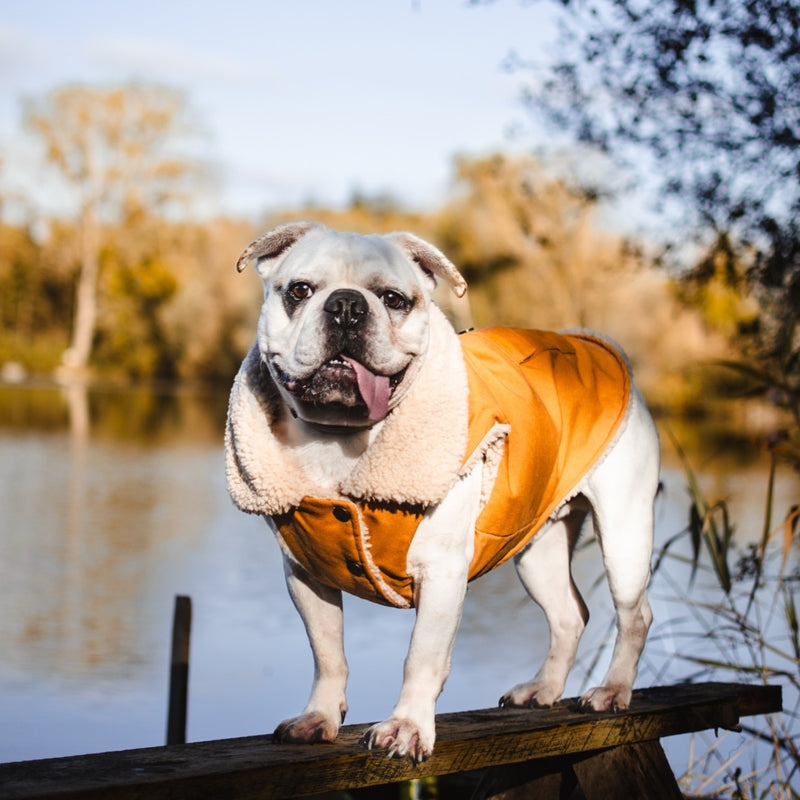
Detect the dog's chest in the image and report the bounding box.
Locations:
[280,423,379,493]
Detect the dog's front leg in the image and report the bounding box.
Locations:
[273,554,348,744]
[362,468,482,763]
[361,567,467,763]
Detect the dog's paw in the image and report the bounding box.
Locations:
[273,710,344,744]
[499,680,562,709]
[580,684,632,712]
[360,717,434,764]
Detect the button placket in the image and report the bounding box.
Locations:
[332,503,367,581]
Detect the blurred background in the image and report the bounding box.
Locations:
[1,1,798,796]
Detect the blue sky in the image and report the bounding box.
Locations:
[0,0,557,219]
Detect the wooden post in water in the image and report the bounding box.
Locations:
[166,594,192,745]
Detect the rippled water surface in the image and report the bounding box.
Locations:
[1,382,796,778]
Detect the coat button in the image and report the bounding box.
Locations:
[333,506,351,522]
[345,557,365,577]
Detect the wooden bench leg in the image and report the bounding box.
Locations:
[572,740,682,800]
[470,740,681,800]
[470,757,579,799]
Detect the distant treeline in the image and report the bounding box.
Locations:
[1,154,754,412]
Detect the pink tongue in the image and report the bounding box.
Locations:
[342,357,391,422]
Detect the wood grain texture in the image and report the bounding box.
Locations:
[0,683,781,800]
[572,741,683,800]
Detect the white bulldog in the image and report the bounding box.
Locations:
[225,221,660,763]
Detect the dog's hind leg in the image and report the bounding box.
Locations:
[499,503,590,708]
[579,392,659,712]
[578,493,654,711]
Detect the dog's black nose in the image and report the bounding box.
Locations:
[324,289,368,329]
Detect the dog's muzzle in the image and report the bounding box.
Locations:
[270,289,409,425]
[319,289,393,421]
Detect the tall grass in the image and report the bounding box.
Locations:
[651,429,800,799]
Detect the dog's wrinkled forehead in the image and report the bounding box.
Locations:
[236,221,468,299]
[269,230,423,294]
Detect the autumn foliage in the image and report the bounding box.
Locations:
[0,84,740,414]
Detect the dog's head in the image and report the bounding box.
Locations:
[236,221,467,428]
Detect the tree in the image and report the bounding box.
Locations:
[431,154,728,407]
[434,153,638,328]
[501,0,799,364]
[25,84,203,373]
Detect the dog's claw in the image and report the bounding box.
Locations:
[361,718,433,764]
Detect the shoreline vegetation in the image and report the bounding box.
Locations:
[0,154,768,419]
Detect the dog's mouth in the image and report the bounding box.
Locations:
[275,356,408,423]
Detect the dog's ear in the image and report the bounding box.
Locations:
[235,221,323,277]
[386,232,468,298]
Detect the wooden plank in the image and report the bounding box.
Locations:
[0,683,781,800]
[468,739,686,799]
[572,741,682,800]
[475,769,568,800]
[470,757,578,800]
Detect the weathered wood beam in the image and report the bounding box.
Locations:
[471,740,684,800]
[0,682,782,800]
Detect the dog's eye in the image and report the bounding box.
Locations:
[287,282,314,303]
[381,290,407,311]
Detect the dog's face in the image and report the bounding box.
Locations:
[236,222,467,428]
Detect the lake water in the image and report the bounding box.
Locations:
[1,381,797,790]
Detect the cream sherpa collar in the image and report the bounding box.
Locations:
[225,305,470,515]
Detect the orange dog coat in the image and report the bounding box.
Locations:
[273,327,630,608]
